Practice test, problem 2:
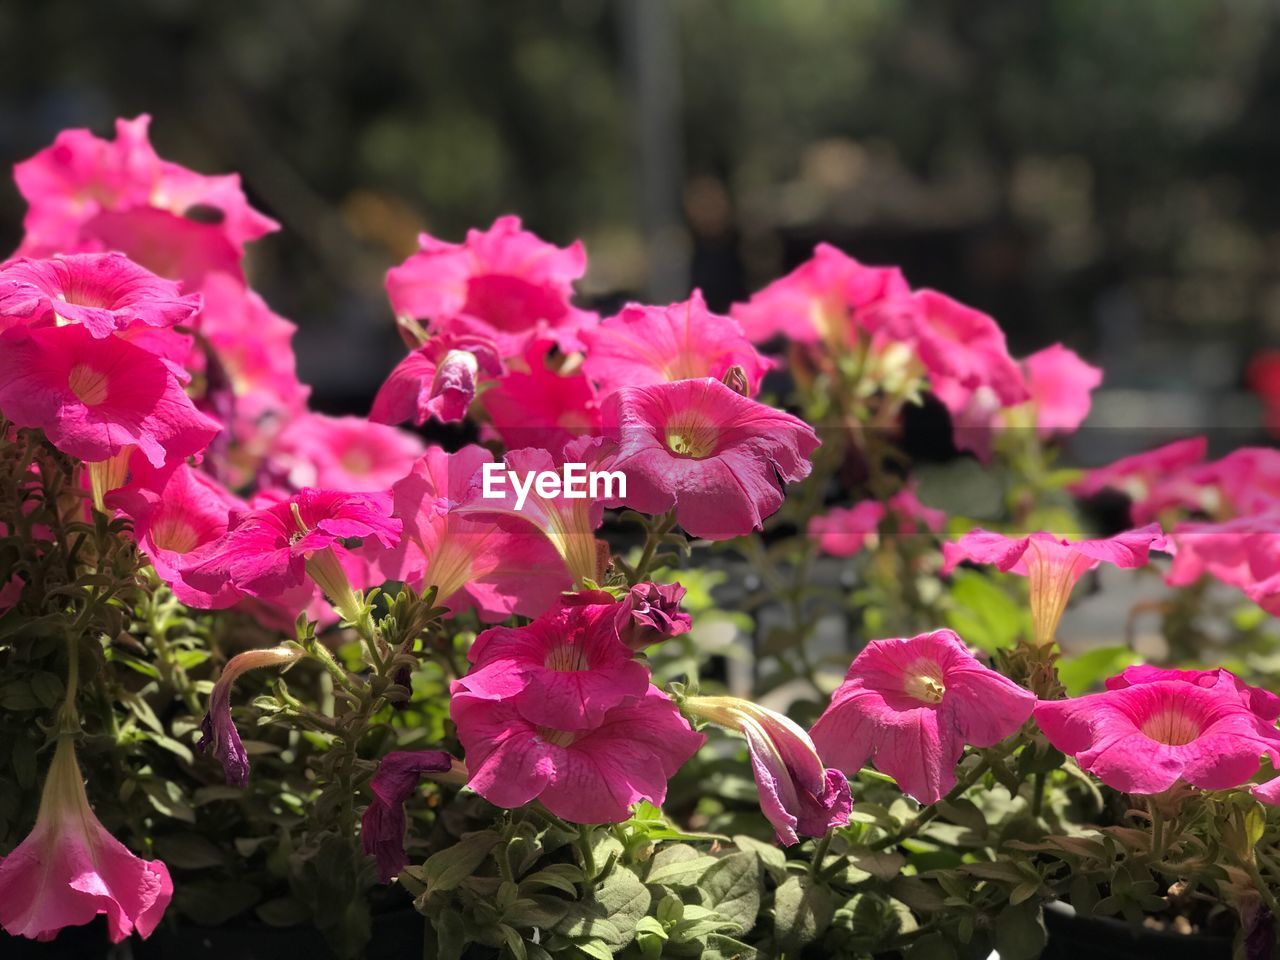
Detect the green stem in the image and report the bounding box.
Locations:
[870,756,994,851]
[808,829,834,880]
[1149,799,1164,859]
[577,824,597,881]
[632,510,677,583]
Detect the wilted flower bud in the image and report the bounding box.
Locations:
[615,581,692,651]
[198,645,303,787]
[721,363,751,396]
[361,750,460,882]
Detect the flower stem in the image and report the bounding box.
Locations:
[808,829,834,880]
[869,755,995,851]
[632,510,677,583]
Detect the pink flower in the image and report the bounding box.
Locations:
[1104,665,1280,723]
[265,413,424,493]
[1166,513,1280,615]
[0,323,221,470]
[582,291,773,396]
[0,253,201,339]
[481,341,602,453]
[809,502,888,557]
[1185,448,1280,518]
[384,215,593,357]
[942,525,1168,646]
[1072,438,1208,523]
[182,488,400,620]
[613,581,692,650]
[811,630,1035,803]
[361,750,458,882]
[384,445,569,620]
[1022,344,1102,438]
[1035,672,1280,794]
[730,243,909,346]
[451,685,704,823]
[107,463,245,608]
[198,646,304,786]
[0,737,172,942]
[370,332,502,426]
[456,599,650,729]
[685,697,851,845]
[602,378,819,540]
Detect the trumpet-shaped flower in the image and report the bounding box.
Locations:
[602,378,819,540]
[613,581,692,650]
[0,738,172,942]
[384,445,569,620]
[0,323,221,469]
[811,629,1036,804]
[1034,673,1280,794]
[451,685,704,824]
[1022,344,1102,438]
[0,253,201,339]
[1104,664,1280,723]
[1165,512,1280,615]
[582,291,772,396]
[942,525,1168,646]
[1072,438,1209,524]
[361,750,458,882]
[198,646,304,786]
[809,502,888,557]
[481,341,602,453]
[685,696,851,845]
[265,413,424,494]
[370,332,502,426]
[456,599,649,729]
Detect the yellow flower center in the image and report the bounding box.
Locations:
[536,726,577,747]
[903,659,946,705]
[544,643,589,672]
[152,517,200,554]
[1140,709,1201,746]
[665,422,719,459]
[67,364,109,406]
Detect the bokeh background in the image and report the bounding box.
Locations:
[3,0,1279,457]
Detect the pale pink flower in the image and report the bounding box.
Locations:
[582,291,773,396]
[942,525,1168,646]
[1022,343,1102,438]
[362,750,459,882]
[0,737,172,942]
[481,341,602,453]
[265,413,424,494]
[384,445,569,620]
[1035,672,1280,794]
[451,685,704,824]
[602,378,819,540]
[370,332,502,426]
[198,646,304,786]
[1072,438,1208,524]
[809,502,888,557]
[811,629,1035,804]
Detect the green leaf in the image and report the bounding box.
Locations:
[522,863,584,896]
[28,672,64,709]
[10,736,36,790]
[702,934,759,960]
[1058,647,1142,696]
[943,569,1029,653]
[646,843,719,886]
[731,834,787,875]
[994,902,1046,960]
[256,897,310,927]
[773,875,835,955]
[154,833,224,869]
[592,866,650,944]
[143,779,195,823]
[698,852,761,935]
[906,931,958,960]
[423,831,500,894]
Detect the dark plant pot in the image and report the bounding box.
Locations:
[0,910,426,960]
[1042,900,1232,960]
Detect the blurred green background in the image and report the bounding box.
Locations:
[2,0,1278,442]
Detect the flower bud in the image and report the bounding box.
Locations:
[198,645,303,787]
[614,581,692,651]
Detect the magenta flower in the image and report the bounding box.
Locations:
[370,332,502,426]
[1166,512,1280,615]
[384,215,593,357]
[602,378,819,540]
[0,253,201,339]
[730,243,909,346]
[1183,447,1280,518]
[198,646,304,786]
[481,341,602,453]
[266,413,424,493]
[384,445,569,620]
[451,685,704,824]
[685,696,851,845]
[1072,438,1208,524]
[0,738,172,942]
[1022,344,1102,438]
[1035,672,1280,794]
[809,502,888,558]
[613,581,692,650]
[456,599,649,729]
[942,525,1168,646]
[582,291,773,396]
[361,750,459,882]
[1104,664,1280,723]
[0,323,221,470]
[811,629,1036,804]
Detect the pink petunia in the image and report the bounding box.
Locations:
[942,524,1168,646]
[1022,343,1102,438]
[1072,437,1208,524]
[601,377,819,540]
[384,215,594,358]
[370,332,502,426]
[613,581,692,650]
[456,598,650,729]
[582,291,773,397]
[383,445,570,620]
[1035,672,1280,795]
[198,646,304,786]
[0,323,221,470]
[0,738,172,942]
[265,413,424,494]
[1104,664,1280,723]
[730,243,909,346]
[809,501,888,557]
[361,750,459,882]
[451,685,704,824]
[1165,512,1280,615]
[0,253,201,339]
[1184,447,1280,518]
[481,341,602,453]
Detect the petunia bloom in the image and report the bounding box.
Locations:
[613,581,692,650]
[0,253,201,339]
[1072,437,1208,524]
[264,413,424,494]
[1104,664,1280,723]
[602,377,819,540]
[451,685,704,824]
[481,341,602,453]
[811,629,1036,804]
[1021,343,1102,438]
[809,501,888,558]
[455,599,650,729]
[198,645,304,786]
[1035,672,1280,795]
[942,525,1168,646]
[582,291,772,397]
[370,332,502,426]
[361,750,458,882]
[684,696,851,845]
[1165,512,1280,616]
[0,737,172,942]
